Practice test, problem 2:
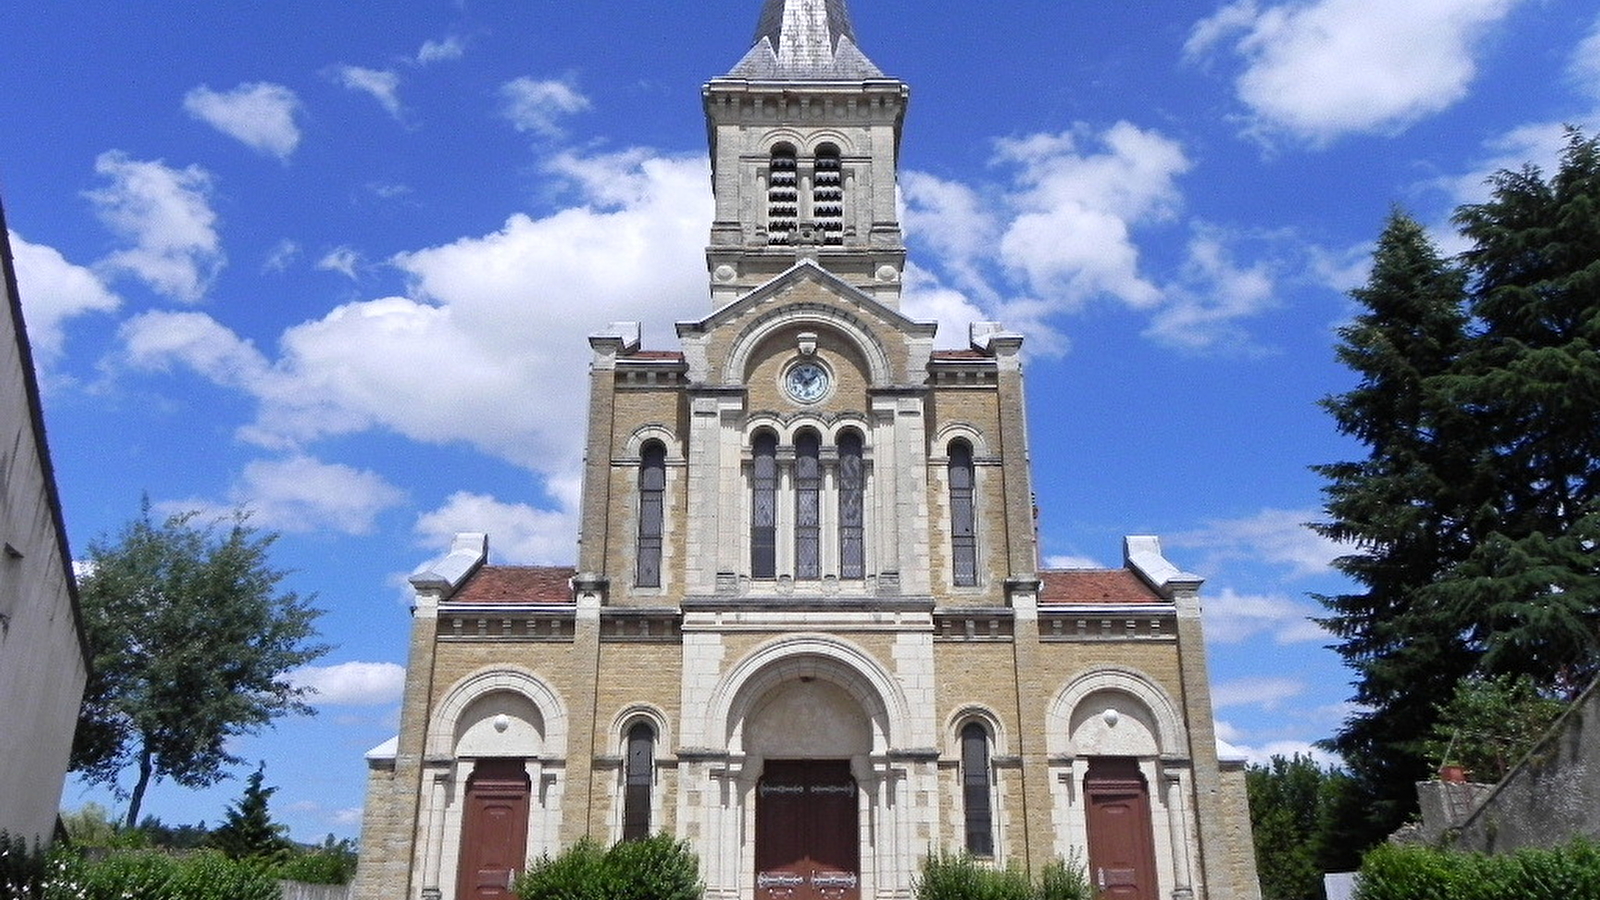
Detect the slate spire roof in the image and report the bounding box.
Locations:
[726,0,885,80]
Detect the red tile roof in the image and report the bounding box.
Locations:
[622,350,686,362]
[1038,568,1164,604]
[931,349,991,360]
[450,566,575,604]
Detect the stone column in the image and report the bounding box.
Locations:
[1163,767,1195,900]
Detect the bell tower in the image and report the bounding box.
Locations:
[703,0,909,308]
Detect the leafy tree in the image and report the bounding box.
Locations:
[1312,210,1477,836]
[1246,755,1363,900]
[71,501,328,827]
[1315,129,1600,847]
[1421,673,1567,782]
[206,763,291,862]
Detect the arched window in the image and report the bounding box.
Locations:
[813,144,843,245]
[767,145,798,244]
[838,430,865,579]
[752,431,778,579]
[949,440,977,586]
[794,430,822,580]
[636,441,666,588]
[961,722,994,856]
[622,722,655,841]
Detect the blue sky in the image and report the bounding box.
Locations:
[5,0,1598,842]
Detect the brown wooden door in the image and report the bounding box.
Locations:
[756,760,860,900]
[1084,758,1159,900]
[456,758,531,899]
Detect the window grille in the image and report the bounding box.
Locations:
[623,722,655,841]
[839,430,865,579]
[795,430,821,579]
[949,441,977,586]
[752,432,778,578]
[962,722,994,856]
[636,442,666,587]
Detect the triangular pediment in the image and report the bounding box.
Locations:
[676,258,935,341]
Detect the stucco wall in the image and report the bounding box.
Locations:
[0,215,88,844]
[1451,678,1600,853]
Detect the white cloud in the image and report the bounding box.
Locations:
[86,152,223,302]
[1147,231,1277,351]
[1043,553,1108,569]
[417,36,465,65]
[317,246,361,279]
[120,310,268,386]
[1188,0,1525,145]
[1572,16,1600,98]
[183,82,302,160]
[901,123,1218,354]
[289,661,405,706]
[159,455,406,536]
[7,231,120,361]
[1202,587,1328,645]
[1211,676,1305,710]
[334,65,403,120]
[263,239,301,274]
[499,77,592,138]
[120,149,712,504]
[1170,507,1349,578]
[414,492,576,565]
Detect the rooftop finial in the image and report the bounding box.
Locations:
[727,0,884,80]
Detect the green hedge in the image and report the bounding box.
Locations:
[914,852,1090,900]
[514,834,701,900]
[1355,840,1600,900]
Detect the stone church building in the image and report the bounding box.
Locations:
[354,3,1260,899]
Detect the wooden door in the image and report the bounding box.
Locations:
[456,758,531,899]
[756,760,860,900]
[1084,758,1159,900]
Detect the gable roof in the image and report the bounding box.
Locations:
[449,566,576,604]
[1038,568,1166,605]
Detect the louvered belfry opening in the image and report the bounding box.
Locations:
[768,144,799,244]
[813,144,844,245]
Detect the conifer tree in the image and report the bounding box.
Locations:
[207,763,292,862]
[1313,211,1476,836]
[1316,131,1600,847]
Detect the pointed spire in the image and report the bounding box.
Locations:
[727,0,884,80]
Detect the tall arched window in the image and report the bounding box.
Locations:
[636,441,666,588]
[622,722,655,841]
[838,430,865,579]
[795,430,822,580]
[961,722,994,856]
[949,440,977,586]
[813,144,843,245]
[751,431,778,579]
[767,145,798,244]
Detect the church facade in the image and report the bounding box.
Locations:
[354,4,1260,900]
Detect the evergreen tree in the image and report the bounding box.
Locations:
[1315,131,1600,848]
[1436,130,1600,690]
[207,763,291,862]
[1312,211,1476,837]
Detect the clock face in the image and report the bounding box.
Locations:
[784,361,830,403]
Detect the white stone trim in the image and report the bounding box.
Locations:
[1045,666,1187,758]
[425,665,570,760]
[723,306,892,388]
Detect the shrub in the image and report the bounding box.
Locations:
[514,834,701,900]
[1355,839,1600,900]
[273,839,358,885]
[38,849,279,900]
[915,851,1088,900]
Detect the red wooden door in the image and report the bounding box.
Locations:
[1084,758,1159,900]
[756,760,860,900]
[456,758,531,899]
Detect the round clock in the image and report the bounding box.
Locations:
[784,361,830,403]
